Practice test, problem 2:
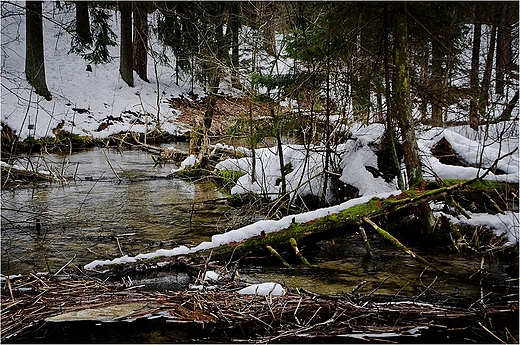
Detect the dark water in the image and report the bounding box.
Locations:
[1,146,515,300]
[1,145,241,275]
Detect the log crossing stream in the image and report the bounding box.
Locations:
[1,145,515,298]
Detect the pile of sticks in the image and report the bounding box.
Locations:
[1,273,518,343]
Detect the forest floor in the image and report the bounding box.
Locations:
[170,94,272,135]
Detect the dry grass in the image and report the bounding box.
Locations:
[171,95,272,135]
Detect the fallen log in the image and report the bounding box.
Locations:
[195,179,515,264]
[84,179,517,276]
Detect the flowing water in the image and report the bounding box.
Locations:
[1,144,242,275]
[1,145,515,300]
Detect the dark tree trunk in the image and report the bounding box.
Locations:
[133,1,148,82]
[394,2,434,234]
[25,1,51,100]
[500,90,519,121]
[230,2,240,89]
[75,1,92,44]
[430,39,444,126]
[495,2,512,95]
[119,1,133,87]
[469,5,481,131]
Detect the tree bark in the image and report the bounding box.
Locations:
[75,1,92,45]
[393,2,435,234]
[133,1,148,82]
[394,2,422,187]
[383,3,405,191]
[25,1,51,100]
[119,1,133,87]
[430,39,444,127]
[469,5,481,131]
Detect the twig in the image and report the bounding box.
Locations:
[102,149,121,182]
[350,280,368,294]
[54,254,77,276]
[478,321,507,344]
[359,226,372,256]
[115,237,124,256]
[289,238,311,267]
[5,276,15,302]
[266,245,291,268]
[482,192,506,215]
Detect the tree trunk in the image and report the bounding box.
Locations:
[75,1,91,45]
[25,1,51,100]
[383,3,405,191]
[394,2,434,234]
[479,21,497,121]
[133,1,148,82]
[495,2,512,95]
[469,5,481,131]
[500,90,519,121]
[202,6,225,139]
[119,1,133,87]
[430,39,444,127]
[262,2,276,56]
[230,2,241,89]
[394,3,422,187]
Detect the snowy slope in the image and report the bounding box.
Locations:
[1,2,196,140]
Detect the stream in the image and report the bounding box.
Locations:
[1,145,515,300]
[1,144,241,275]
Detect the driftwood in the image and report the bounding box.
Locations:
[1,274,517,343]
[192,179,515,264]
[1,164,59,184]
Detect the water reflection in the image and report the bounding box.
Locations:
[1,145,235,274]
[1,146,514,300]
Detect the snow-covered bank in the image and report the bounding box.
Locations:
[215,122,519,202]
[1,2,195,141]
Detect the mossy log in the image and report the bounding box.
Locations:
[89,180,516,277]
[191,179,517,264]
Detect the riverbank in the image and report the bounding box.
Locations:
[1,269,517,343]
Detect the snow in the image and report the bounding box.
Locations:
[237,282,286,296]
[170,154,199,173]
[1,2,194,141]
[203,270,220,281]
[440,211,519,245]
[1,3,518,275]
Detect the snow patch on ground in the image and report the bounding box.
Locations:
[238,282,286,296]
